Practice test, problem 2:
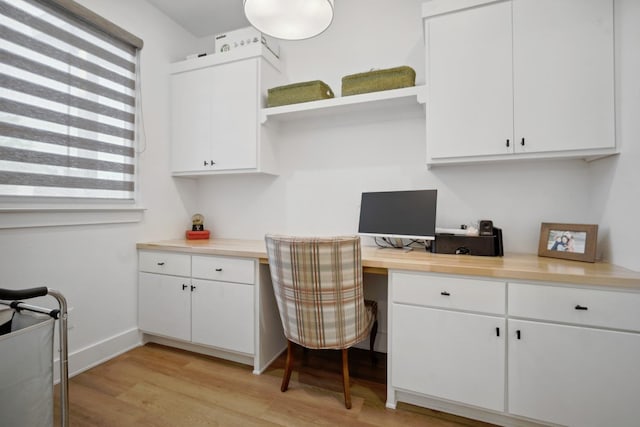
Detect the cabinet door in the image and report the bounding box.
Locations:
[513,0,614,153]
[391,304,505,411]
[191,279,255,354]
[138,272,191,341]
[209,59,258,170]
[171,67,213,173]
[426,1,513,160]
[508,319,640,427]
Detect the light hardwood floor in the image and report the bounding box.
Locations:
[54,343,495,426]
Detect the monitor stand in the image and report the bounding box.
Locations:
[378,238,413,252]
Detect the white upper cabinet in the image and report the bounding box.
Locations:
[424,0,615,165]
[170,47,280,176]
[513,0,615,154]
[427,1,514,159]
[171,66,213,173]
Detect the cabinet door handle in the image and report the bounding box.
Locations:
[521,137,525,146]
[496,327,500,337]
[516,330,521,340]
[157,262,165,266]
[440,291,450,296]
[182,284,188,290]
[575,304,588,311]
[190,285,196,292]
[505,139,510,148]
[215,268,223,272]
[204,160,208,166]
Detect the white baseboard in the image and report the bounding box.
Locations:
[49,328,386,384]
[53,328,143,382]
[144,334,254,367]
[392,390,553,427]
[253,344,286,375]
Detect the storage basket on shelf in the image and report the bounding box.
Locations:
[267,80,334,107]
[341,66,416,96]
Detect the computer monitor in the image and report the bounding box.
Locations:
[358,189,437,241]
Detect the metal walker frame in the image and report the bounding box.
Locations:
[0,287,69,427]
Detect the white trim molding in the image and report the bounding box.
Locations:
[0,206,145,229]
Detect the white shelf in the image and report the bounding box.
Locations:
[260,85,426,124]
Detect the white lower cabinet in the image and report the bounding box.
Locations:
[507,282,640,427]
[139,269,254,355]
[392,305,505,411]
[191,278,254,354]
[138,272,191,341]
[508,319,640,427]
[137,251,283,372]
[388,272,507,413]
[389,272,640,426]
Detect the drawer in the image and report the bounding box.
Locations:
[391,272,506,315]
[509,283,640,332]
[139,251,190,276]
[192,255,255,284]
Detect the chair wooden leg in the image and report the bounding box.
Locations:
[281,340,294,392]
[341,348,352,409]
[370,320,378,364]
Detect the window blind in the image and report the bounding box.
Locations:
[0,0,140,200]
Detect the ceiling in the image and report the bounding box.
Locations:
[146,0,250,37]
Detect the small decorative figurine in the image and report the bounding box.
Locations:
[186,213,210,240]
[192,213,204,231]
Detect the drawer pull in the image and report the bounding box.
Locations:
[496,327,500,337]
[157,262,165,266]
[575,304,588,311]
[190,285,196,291]
[182,284,188,290]
[215,268,223,272]
[440,291,450,296]
[516,330,521,340]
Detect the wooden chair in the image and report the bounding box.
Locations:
[264,235,378,409]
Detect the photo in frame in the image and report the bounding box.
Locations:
[538,223,598,263]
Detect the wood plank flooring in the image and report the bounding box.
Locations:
[54,343,495,426]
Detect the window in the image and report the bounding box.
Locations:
[0,0,142,201]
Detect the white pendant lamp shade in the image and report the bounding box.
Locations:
[244,0,334,40]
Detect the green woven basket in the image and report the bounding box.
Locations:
[342,66,416,96]
[267,80,335,107]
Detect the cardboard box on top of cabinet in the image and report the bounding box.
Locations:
[214,26,280,58]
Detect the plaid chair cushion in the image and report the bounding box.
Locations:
[265,235,377,350]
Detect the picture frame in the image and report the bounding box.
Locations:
[538,223,598,263]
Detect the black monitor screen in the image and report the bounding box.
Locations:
[358,189,437,240]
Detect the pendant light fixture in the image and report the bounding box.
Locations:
[243,0,334,41]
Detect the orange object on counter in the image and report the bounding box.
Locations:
[186,230,210,240]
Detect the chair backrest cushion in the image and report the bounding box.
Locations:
[265,235,370,349]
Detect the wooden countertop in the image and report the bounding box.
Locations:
[137,239,640,290]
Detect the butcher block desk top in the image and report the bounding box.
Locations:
[137,239,640,290]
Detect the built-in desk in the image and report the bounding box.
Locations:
[137,239,640,427]
[137,238,640,289]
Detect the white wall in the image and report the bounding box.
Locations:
[589,0,640,272]
[194,0,594,256]
[0,0,198,375]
